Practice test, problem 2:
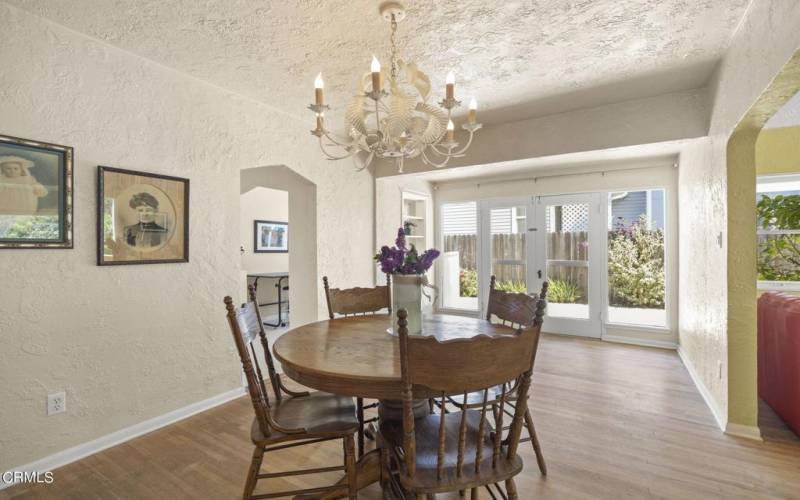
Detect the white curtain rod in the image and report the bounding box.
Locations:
[470,161,679,189]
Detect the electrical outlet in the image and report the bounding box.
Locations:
[47,391,66,416]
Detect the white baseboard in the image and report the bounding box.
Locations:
[725,422,763,441]
[1,386,245,491]
[677,346,726,431]
[602,334,678,350]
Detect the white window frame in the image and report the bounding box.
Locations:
[437,200,481,314]
[757,173,800,292]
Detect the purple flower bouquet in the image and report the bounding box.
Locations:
[374,228,440,275]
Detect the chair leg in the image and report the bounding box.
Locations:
[524,408,547,475]
[505,478,518,500]
[243,445,264,500]
[357,397,365,458]
[470,488,479,499]
[343,435,357,499]
[378,433,390,496]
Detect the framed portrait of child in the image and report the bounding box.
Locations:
[97,166,189,265]
[0,134,74,249]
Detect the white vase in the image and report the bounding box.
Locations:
[391,274,423,335]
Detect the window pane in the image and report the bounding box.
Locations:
[607,189,666,327]
[441,202,478,310]
[758,234,800,282]
[490,206,526,294]
[545,203,590,319]
[756,180,800,283]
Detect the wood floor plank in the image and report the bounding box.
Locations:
[2,334,798,499]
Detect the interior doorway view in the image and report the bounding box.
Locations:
[440,187,669,339]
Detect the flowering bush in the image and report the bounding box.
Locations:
[608,216,665,308]
[459,269,478,297]
[375,228,440,275]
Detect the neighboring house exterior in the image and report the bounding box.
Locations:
[610,190,664,229]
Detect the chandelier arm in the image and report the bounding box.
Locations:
[427,142,457,157]
[421,148,452,169]
[450,129,477,156]
[322,129,356,148]
[318,137,356,161]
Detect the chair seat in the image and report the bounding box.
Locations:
[251,391,359,444]
[447,384,521,409]
[381,410,523,493]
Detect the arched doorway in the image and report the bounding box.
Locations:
[240,165,318,331]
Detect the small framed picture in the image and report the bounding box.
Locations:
[97,166,189,265]
[254,220,288,253]
[0,134,73,249]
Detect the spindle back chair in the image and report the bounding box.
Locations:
[323,274,391,458]
[225,286,358,499]
[486,275,549,328]
[381,304,544,499]
[323,274,391,318]
[481,276,549,475]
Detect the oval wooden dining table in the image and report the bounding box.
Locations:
[272,313,517,499]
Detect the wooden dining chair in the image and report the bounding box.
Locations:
[224,286,359,499]
[380,304,545,499]
[323,275,391,458]
[483,276,549,475]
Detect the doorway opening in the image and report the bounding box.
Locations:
[240,165,317,341]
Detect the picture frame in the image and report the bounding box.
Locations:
[254,220,288,253]
[0,134,73,249]
[97,166,189,265]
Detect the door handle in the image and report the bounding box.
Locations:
[537,270,542,279]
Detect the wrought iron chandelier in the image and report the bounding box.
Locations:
[308,1,481,173]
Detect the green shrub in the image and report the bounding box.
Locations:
[459,269,478,297]
[548,279,582,304]
[495,280,527,294]
[757,194,800,281]
[607,215,665,308]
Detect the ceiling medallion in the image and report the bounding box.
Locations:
[308,1,481,173]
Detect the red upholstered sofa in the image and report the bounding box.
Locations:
[758,292,800,436]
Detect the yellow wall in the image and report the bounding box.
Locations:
[756,126,800,174]
[756,125,800,298]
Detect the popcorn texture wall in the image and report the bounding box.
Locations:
[0,2,374,471]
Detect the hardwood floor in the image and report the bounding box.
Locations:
[3,334,799,499]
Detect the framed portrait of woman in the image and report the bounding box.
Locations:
[0,134,73,249]
[97,166,189,265]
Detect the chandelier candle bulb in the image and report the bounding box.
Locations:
[307,3,480,172]
[371,56,382,92]
[468,97,477,124]
[446,71,455,99]
[314,73,324,105]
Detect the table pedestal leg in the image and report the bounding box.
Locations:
[297,399,430,499]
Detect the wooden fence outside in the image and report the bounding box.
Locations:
[443,232,589,290]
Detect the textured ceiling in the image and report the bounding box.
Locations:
[765,90,800,129]
[7,0,750,124]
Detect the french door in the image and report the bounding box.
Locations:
[533,194,603,338]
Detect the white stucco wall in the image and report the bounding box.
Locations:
[679,0,800,429]
[0,3,374,472]
[375,88,709,177]
[240,187,289,275]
